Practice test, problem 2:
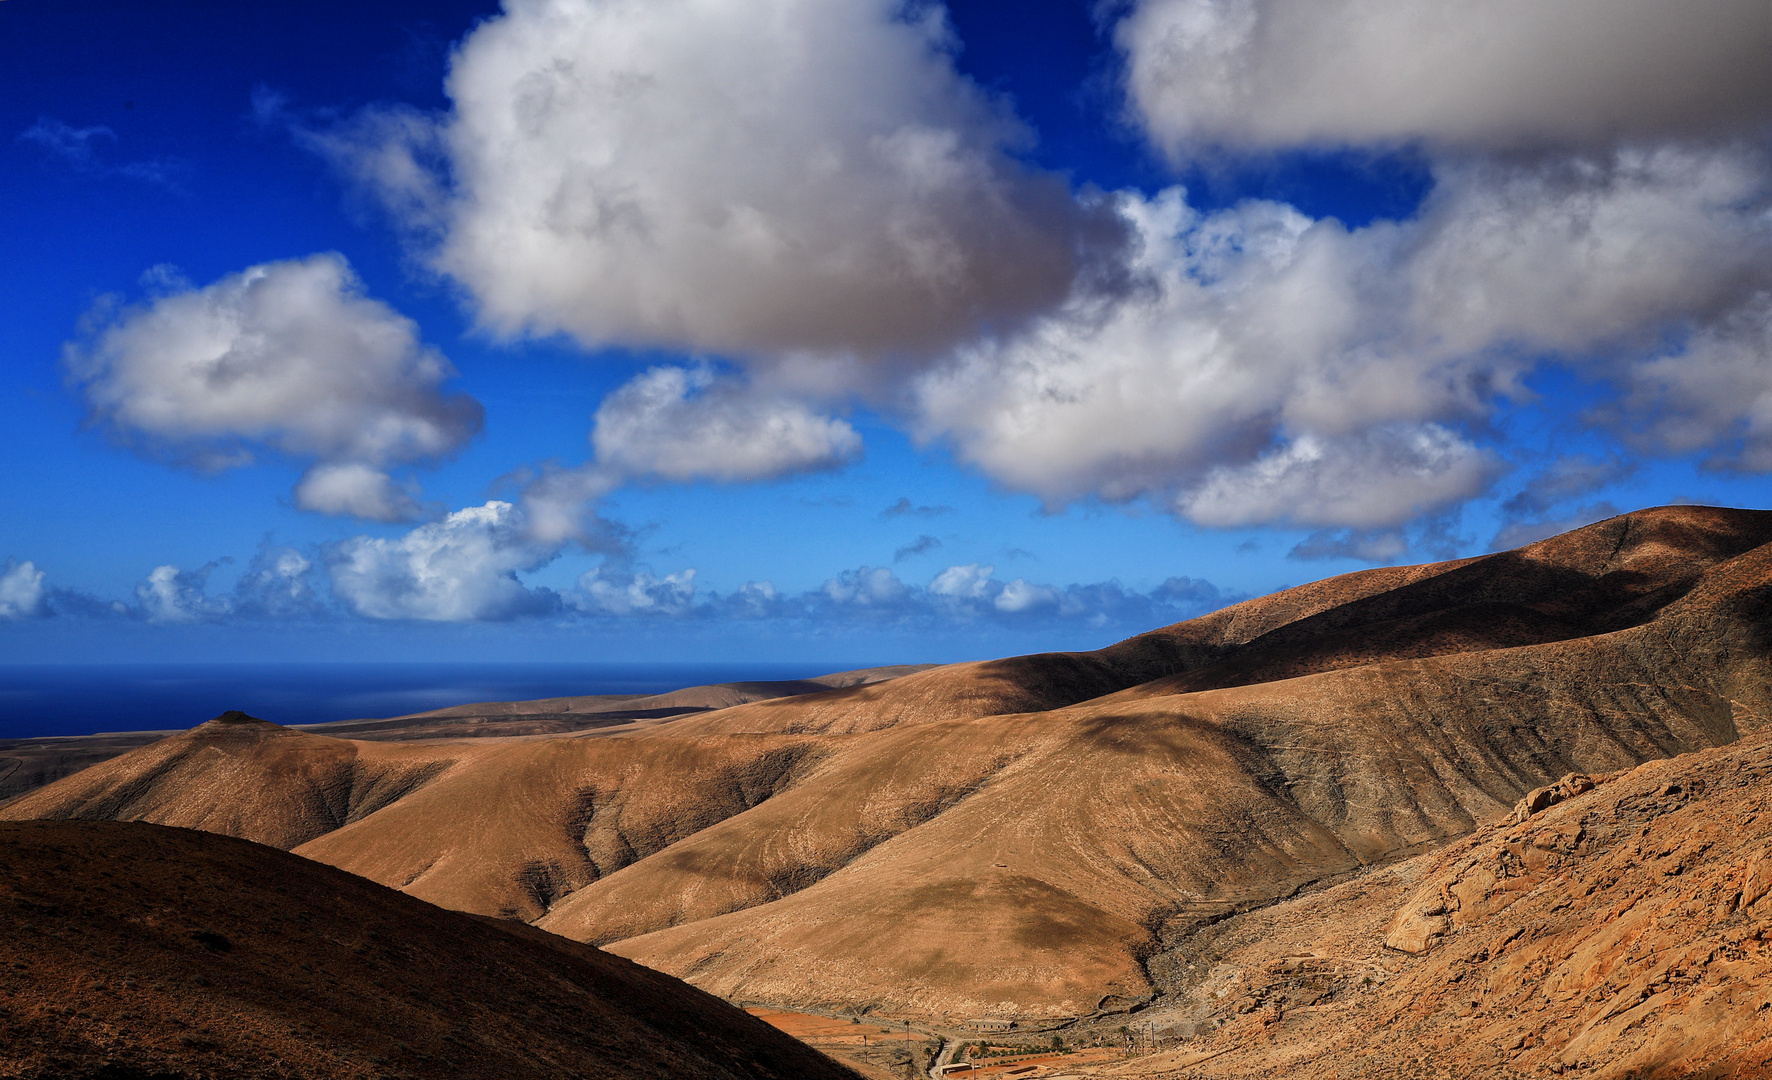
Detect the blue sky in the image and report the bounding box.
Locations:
[3,0,1771,664]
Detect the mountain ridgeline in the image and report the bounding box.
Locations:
[5,505,1772,1022]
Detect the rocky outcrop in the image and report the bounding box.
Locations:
[1102,733,1772,1079]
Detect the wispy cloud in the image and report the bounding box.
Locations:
[18,116,188,191]
[882,498,956,519]
[893,535,942,562]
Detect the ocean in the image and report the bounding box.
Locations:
[0,662,855,739]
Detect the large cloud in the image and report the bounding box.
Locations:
[328,0,1119,359]
[1117,0,1772,154]
[913,142,1772,526]
[64,254,482,521]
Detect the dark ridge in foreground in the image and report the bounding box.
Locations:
[0,819,859,1080]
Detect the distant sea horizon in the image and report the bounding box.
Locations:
[0,662,881,740]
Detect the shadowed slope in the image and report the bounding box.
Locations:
[293,732,828,921]
[0,819,858,1080]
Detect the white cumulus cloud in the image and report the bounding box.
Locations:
[1180,426,1497,529]
[0,560,48,620]
[326,501,561,621]
[1117,0,1772,154]
[913,141,1772,527]
[823,566,911,607]
[284,0,1772,539]
[294,462,427,523]
[929,562,995,601]
[134,564,234,624]
[64,253,481,519]
[592,365,861,481]
[572,567,697,616]
[326,0,1118,358]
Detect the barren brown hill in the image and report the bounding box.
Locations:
[0,711,465,850]
[0,818,858,1080]
[7,505,1772,1021]
[1074,731,1772,1079]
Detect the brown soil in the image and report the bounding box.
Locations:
[0,818,859,1080]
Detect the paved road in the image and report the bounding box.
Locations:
[926,1030,958,1078]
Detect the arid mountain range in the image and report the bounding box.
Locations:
[5,506,1771,1035]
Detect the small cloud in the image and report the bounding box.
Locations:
[325,501,561,622]
[572,567,696,616]
[135,562,234,624]
[893,535,942,562]
[592,365,861,483]
[1151,576,1226,606]
[0,560,48,620]
[882,497,956,519]
[930,563,995,601]
[823,566,911,608]
[18,117,114,168]
[994,578,1058,613]
[233,544,324,619]
[63,252,483,519]
[294,463,427,523]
